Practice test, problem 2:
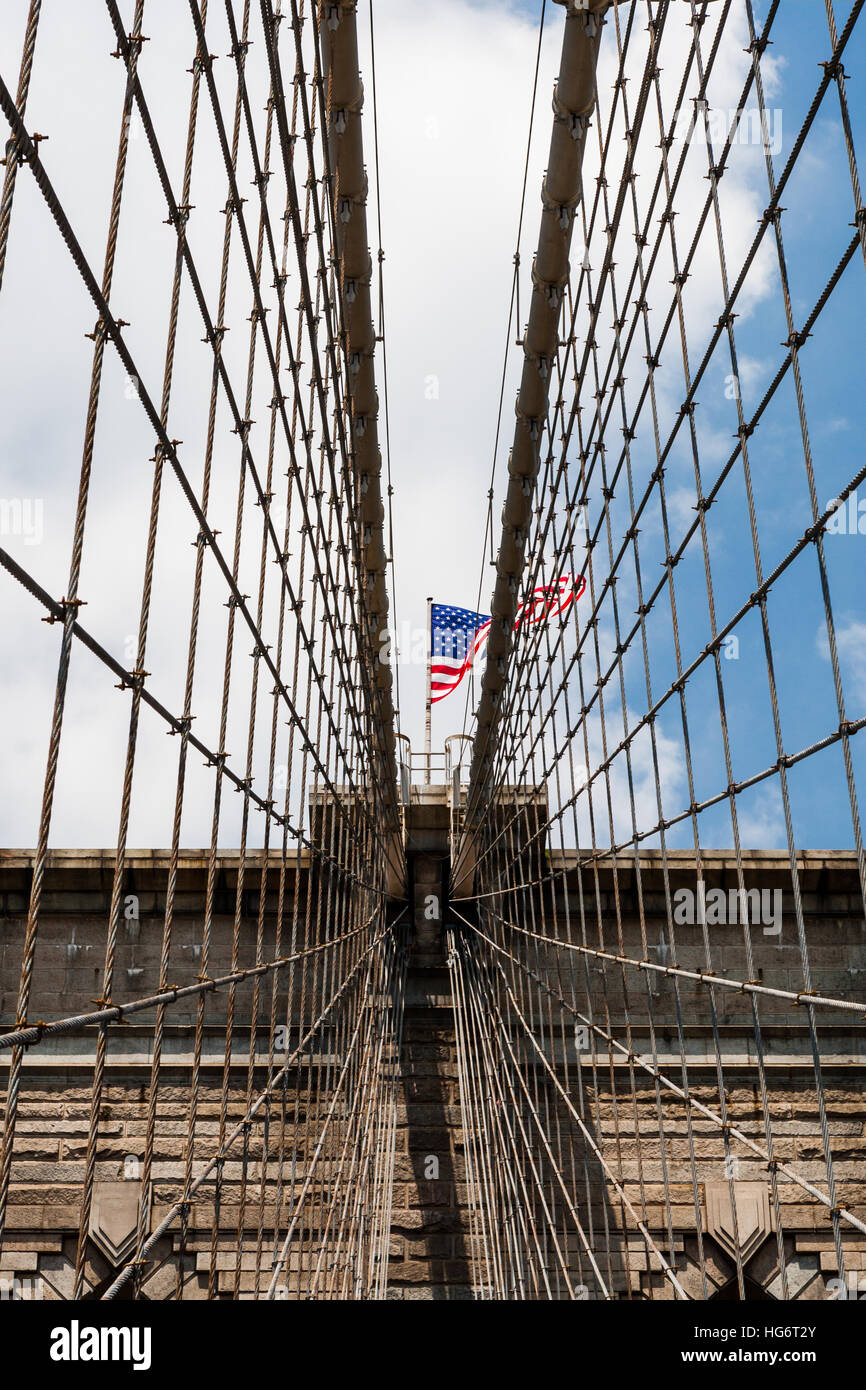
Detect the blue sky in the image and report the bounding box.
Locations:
[443,0,866,853]
[646,0,866,851]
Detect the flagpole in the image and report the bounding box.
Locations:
[424,595,433,782]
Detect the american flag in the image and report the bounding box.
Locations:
[430,604,491,704]
[515,574,585,627]
[429,577,585,705]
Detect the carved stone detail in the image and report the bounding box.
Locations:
[89,1180,147,1267]
[704,1181,772,1265]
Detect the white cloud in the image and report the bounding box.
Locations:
[816,618,866,707]
[734,785,786,849]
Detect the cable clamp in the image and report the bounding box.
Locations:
[165,202,194,229]
[42,595,86,625]
[111,33,149,61]
[189,52,217,77]
[782,328,811,351]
